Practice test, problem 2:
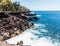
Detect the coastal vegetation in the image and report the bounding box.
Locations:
[0,0,29,11]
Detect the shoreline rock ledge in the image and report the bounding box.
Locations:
[0,11,34,41]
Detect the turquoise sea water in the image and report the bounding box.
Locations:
[32,11,60,43]
[6,11,60,46]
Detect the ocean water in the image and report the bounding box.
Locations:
[6,11,60,46]
[32,11,60,41]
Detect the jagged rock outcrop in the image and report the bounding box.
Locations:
[0,12,34,41]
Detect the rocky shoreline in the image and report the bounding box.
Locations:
[0,41,29,46]
[0,11,35,41]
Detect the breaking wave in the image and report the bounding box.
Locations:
[6,23,60,46]
[6,13,60,46]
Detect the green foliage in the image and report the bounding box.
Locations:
[0,0,29,11]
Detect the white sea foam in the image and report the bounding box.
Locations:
[37,15,42,17]
[40,29,48,32]
[6,24,59,46]
[34,23,45,27]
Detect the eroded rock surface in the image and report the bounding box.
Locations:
[0,12,34,41]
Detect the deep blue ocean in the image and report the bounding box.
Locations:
[32,11,60,43]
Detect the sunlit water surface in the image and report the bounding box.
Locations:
[6,11,60,46]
